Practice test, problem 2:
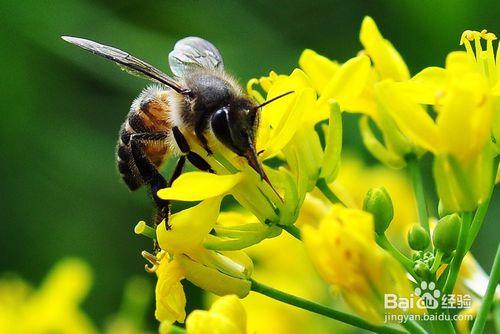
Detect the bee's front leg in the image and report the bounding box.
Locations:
[172,126,214,173]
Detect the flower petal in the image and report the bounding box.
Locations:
[177,255,251,298]
[263,88,316,158]
[437,82,492,162]
[157,172,243,201]
[394,67,448,105]
[360,16,410,81]
[320,101,342,182]
[157,197,222,254]
[375,81,439,153]
[155,258,187,324]
[318,54,371,108]
[299,49,339,93]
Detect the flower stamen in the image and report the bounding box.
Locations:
[142,250,160,273]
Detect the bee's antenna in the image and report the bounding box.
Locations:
[252,91,294,111]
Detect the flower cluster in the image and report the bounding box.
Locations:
[132,16,499,334]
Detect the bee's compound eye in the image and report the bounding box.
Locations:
[211,107,237,153]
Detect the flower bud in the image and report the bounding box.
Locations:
[413,261,430,280]
[407,224,430,251]
[437,200,452,218]
[433,214,461,253]
[363,187,394,234]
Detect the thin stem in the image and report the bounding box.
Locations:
[376,234,416,277]
[316,178,345,205]
[471,244,500,334]
[280,224,302,240]
[430,251,444,274]
[250,279,411,334]
[467,198,491,250]
[443,212,472,295]
[408,157,430,235]
[169,325,186,334]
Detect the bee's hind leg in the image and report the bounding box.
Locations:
[129,132,172,230]
[172,126,214,173]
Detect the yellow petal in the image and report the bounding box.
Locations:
[360,16,410,81]
[299,49,339,93]
[155,259,187,324]
[177,255,251,298]
[210,295,247,333]
[395,67,448,105]
[157,172,243,201]
[318,54,371,108]
[187,310,243,334]
[445,51,476,75]
[262,88,316,158]
[320,101,342,182]
[437,83,492,162]
[375,81,439,153]
[157,197,222,254]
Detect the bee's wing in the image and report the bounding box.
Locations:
[168,37,224,77]
[61,36,187,94]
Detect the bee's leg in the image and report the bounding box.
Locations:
[194,114,213,155]
[129,132,171,229]
[172,126,214,173]
[168,155,186,186]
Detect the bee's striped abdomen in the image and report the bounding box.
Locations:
[116,85,173,191]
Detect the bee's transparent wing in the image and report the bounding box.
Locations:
[61,36,187,94]
[168,37,224,77]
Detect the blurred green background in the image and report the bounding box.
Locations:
[1,0,499,330]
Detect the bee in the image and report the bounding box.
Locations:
[62,36,290,227]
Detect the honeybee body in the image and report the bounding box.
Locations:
[116,86,172,190]
[63,35,281,226]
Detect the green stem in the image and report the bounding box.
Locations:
[316,178,345,205]
[250,279,410,334]
[408,157,430,235]
[169,325,186,334]
[430,251,444,274]
[471,244,500,334]
[443,212,472,295]
[402,320,428,334]
[429,312,456,334]
[280,224,301,240]
[467,198,490,251]
[376,234,416,277]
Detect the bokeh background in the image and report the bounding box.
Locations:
[1,0,499,332]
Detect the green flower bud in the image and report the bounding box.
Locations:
[437,200,452,218]
[414,261,430,280]
[433,214,461,253]
[407,224,430,250]
[363,187,394,234]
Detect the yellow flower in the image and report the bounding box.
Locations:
[187,295,247,334]
[153,250,252,327]
[0,258,96,334]
[150,198,253,326]
[301,204,413,324]
[206,210,342,334]
[376,64,495,211]
[328,156,417,253]
[299,16,420,168]
[161,295,247,334]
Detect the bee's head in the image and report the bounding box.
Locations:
[210,99,264,178]
[210,91,294,186]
